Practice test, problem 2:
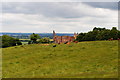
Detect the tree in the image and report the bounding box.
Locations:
[28,40,32,44]
[76,33,85,41]
[109,27,118,40]
[76,27,119,42]
[30,33,40,43]
[93,27,106,31]
[2,35,16,48]
[2,35,22,48]
[39,37,50,43]
[16,38,22,45]
[118,31,120,38]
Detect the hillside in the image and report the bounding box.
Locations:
[2,41,118,78]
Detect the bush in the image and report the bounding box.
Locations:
[16,41,22,45]
[28,40,32,44]
[16,38,22,45]
[39,37,50,43]
[30,33,41,43]
[2,35,22,48]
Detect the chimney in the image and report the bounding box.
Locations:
[53,30,56,37]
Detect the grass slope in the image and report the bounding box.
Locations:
[2,41,118,78]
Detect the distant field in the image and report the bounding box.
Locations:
[19,39,30,40]
[20,39,53,41]
[21,42,28,45]
[2,40,118,78]
[20,39,53,45]
[19,39,29,45]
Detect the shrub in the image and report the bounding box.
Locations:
[16,38,22,45]
[30,33,41,43]
[28,40,32,44]
[2,35,22,48]
[16,41,22,45]
[39,37,50,43]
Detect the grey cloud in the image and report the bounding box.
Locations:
[2,2,85,18]
[83,2,118,10]
[1,2,118,33]
[2,2,109,18]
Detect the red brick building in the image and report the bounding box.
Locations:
[53,30,78,44]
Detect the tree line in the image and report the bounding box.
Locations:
[76,27,120,42]
[1,27,119,48]
[1,33,50,48]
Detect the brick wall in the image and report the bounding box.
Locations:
[53,36,75,43]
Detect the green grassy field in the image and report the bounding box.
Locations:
[20,39,53,45]
[2,40,118,78]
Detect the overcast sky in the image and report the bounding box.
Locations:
[1,2,118,33]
